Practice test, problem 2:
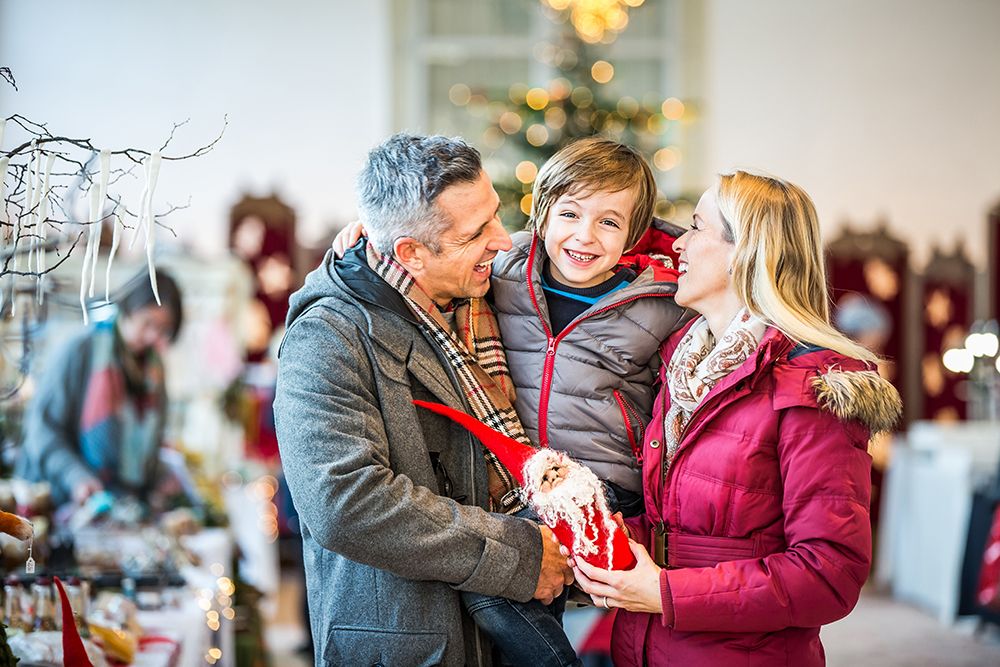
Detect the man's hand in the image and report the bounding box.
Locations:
[331,221,367,258]
[533,524,574,605]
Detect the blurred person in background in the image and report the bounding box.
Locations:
[17,271,183,509]
[834,293,892,356]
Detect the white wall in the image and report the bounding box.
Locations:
[4,1,998,268]
[702,0,1000,268]
[0,0,392,256]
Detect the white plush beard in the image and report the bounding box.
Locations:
[522,449,618,569]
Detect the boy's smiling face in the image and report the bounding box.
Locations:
[542,187,635,289]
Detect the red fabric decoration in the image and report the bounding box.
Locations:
[976,505,1000,612]
[54,576,93,667]
[620,218,682,283]
[414,400,636,570]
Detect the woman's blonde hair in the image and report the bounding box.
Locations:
[528,137,656,250]
[716,170,878,363]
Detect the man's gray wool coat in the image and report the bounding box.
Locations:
[274,243,544,666]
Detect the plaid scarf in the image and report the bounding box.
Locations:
[79,318,165,493]
[663,309,766,472]
[366,243,526,513]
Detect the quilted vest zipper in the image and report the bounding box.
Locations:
[532,292,668,447]
[523,235,674,448]
[613,389,644,463]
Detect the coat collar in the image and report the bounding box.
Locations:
[330,243,466,407]
[662,323,900,448]
[334,240,418,325]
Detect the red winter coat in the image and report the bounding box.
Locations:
[613,323,901,666]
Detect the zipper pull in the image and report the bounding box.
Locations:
[546,339,556,357]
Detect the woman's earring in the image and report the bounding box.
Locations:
[727,266,733,275]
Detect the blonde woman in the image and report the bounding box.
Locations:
[570,171,902,666]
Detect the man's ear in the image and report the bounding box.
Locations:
[393,237,424,273]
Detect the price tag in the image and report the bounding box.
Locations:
[25,536,35,574]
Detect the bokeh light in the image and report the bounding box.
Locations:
[661,97,685,120]
[448,84,471,106]
[591,60,614,84]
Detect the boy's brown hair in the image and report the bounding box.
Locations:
[528,137,657,251]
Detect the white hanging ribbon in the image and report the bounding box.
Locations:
[87,149,111,298]
[105,198,123,303]
[36,154,55,303]
[26,149,45,294]
[129,156,151,252]
[13,141,39,316]
[143,151,162,304]
[80,183,102,325]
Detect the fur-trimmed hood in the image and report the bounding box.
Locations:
[812,369,902,435]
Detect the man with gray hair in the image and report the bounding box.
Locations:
[275,133,572,666]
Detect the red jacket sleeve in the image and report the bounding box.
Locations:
[662,406,873,632]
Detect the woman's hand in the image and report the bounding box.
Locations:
[331,221,367,258]
[570,538,664,614]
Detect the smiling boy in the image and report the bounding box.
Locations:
[473,137,690,665]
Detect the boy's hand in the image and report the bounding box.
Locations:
[332,221,367,258]
[612,511,630,538]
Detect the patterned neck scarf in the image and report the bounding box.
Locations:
[365,243,526,513]
[663,309,766,471]
[79,318,165,493]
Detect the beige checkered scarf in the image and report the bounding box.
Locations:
[366,243,526,513]
[664,309,767,471]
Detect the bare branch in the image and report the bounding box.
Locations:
[162,114,228,160]
[0,67,16,90]
[0,100,221,368]
[159,118,191,152]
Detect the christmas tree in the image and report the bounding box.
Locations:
[448,9,693,230]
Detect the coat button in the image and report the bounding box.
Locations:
[650,439,660,449]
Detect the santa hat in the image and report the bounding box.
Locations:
[414,400,536,485]
[414,400,636,570]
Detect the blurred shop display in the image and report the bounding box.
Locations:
[875,195,1000,641]
[228,194,299,366]
[0,471,277,666]
[876,422,999,622]
[0,246,278,666]
[827,225,911,415]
